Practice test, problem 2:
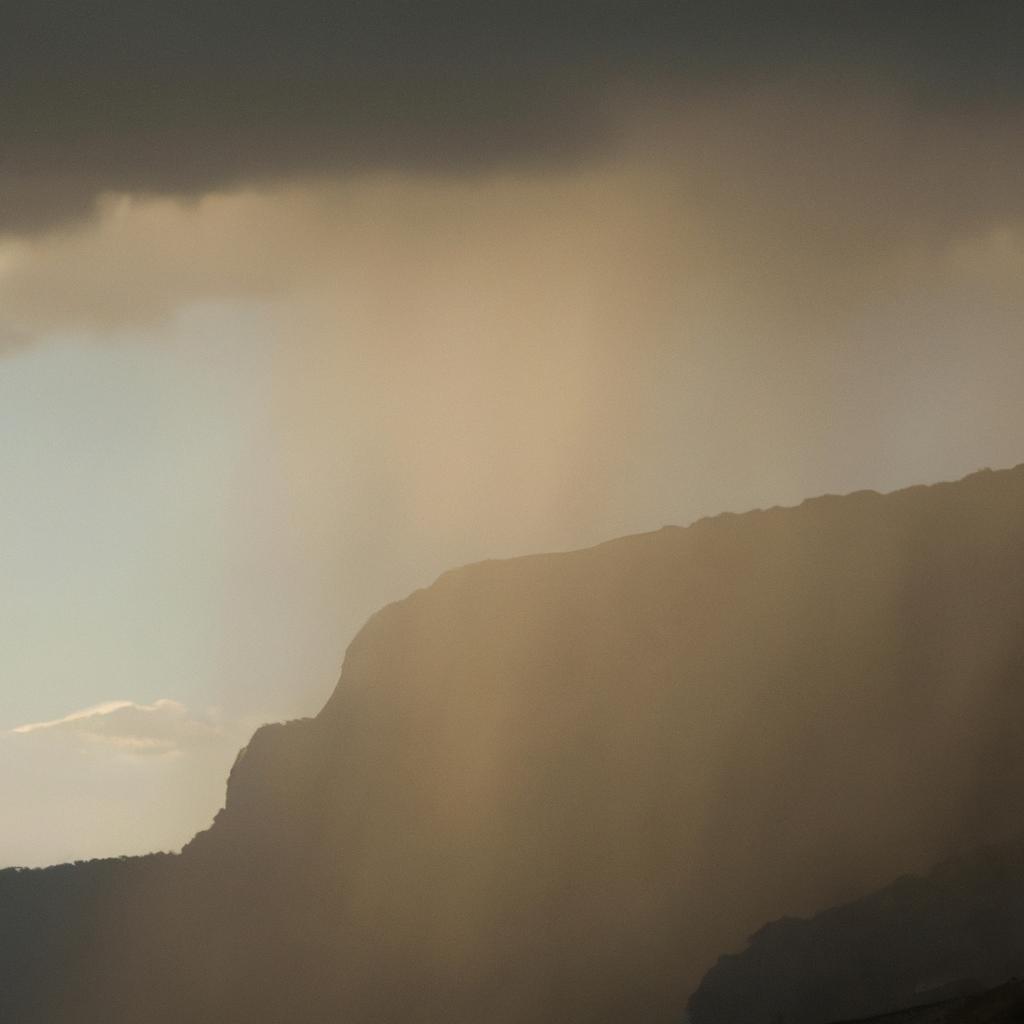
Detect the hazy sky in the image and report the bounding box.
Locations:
[2,3,1023,867]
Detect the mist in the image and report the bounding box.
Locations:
[3,3,1024,1022]
[4,71,1024,862]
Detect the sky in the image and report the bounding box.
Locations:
[2,2,1024,867]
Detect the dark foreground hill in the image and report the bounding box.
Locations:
[3,465,1024,1023]
[828,979,1024,1024]
[689,841,1024,1024]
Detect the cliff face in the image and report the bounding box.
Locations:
[3,465,1024,1023]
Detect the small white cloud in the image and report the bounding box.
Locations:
[10,698,222,756]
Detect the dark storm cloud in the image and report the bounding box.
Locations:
[2,1,1023,233]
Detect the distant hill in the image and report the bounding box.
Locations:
[3,464,1024,1023]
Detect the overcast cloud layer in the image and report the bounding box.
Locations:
[2,1,1023,232]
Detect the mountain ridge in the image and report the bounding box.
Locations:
[4,461,1024,1023]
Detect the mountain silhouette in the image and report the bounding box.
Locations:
[3,464,1024,1023]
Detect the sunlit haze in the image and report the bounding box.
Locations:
[1,4,1023,877]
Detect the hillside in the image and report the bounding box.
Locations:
[828,979,1024,1024]
[3,464,1024,1023]
[689,841,1024,1023]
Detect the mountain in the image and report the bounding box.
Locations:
[3,464,1024,1023]
[689,840,1024,1024]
